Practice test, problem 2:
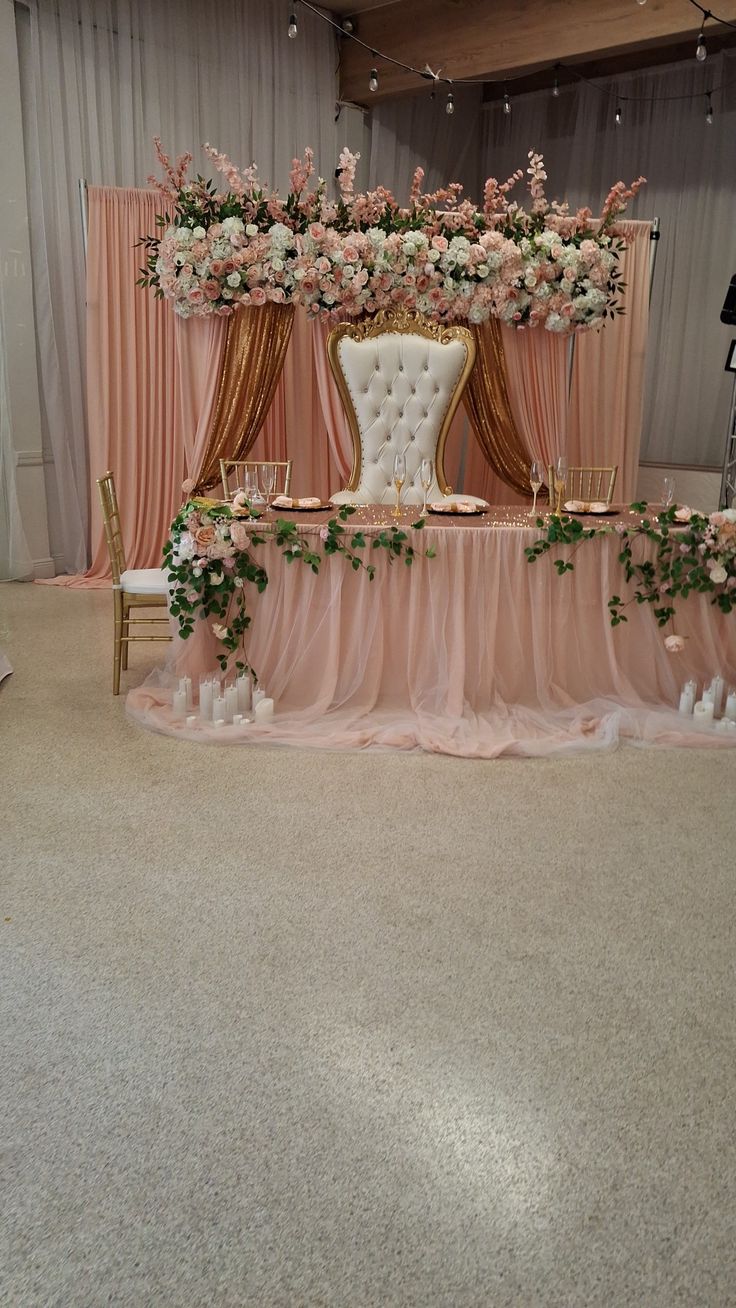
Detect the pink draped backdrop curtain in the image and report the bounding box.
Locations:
[568,221,651,503]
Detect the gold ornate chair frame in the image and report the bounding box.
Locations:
[327,309,476,497]
[220,459,293,500]
[547,465,618,506]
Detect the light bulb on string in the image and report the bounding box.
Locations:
[552,76,560,98]
[636,0,647,6]
[288,11,297,38]
[445,90,454,115]
[706,94,714,124]
[615,102,623,125]
[503,92,511,115]
[369,67,379,92]
[696,22,707,62]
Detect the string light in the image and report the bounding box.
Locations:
[369,67,379,92]
[696,21,708,60]
[552,76,560,97]
[706,92,714,121]
[290,0,736,124]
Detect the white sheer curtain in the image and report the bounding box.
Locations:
[16,0,351,573]
[0,284,33,582]
[367,88,483,200]
[479,53,736,469]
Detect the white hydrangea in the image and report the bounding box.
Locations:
[222,216,244,234]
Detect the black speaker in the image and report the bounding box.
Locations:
[721,275,736,325]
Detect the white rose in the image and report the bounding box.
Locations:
[476,264,489,278]
[177,227,193,245]
[245,223,258,237]
[722,508,736,523]
[342,264,355,279]
[222,287,234,299]
[428,248,440,263]
[226,271,241,288]
[709,564,727,584]
[192,226,206,240]
[174,252,188,266]
[271,257,284,272]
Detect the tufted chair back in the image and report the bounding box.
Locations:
[327,309,477,505]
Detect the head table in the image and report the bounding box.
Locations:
[126,505,736,757]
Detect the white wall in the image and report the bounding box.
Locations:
[0,0,52,577]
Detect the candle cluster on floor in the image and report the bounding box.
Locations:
[678,676,736,731]
[171,674,274,728]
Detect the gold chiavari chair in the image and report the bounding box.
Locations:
[547,465,618,507]
[219,459,293,499]
[97,471,171,695]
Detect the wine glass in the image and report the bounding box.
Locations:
[392,452,406,517]
[530,459,544,518]
[260,463,277,507]
[420,458,434,515]
[243,467,257,504]
[662,476,676,510]
[554,455,568,515]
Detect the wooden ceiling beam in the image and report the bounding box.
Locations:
[336,0,736,103]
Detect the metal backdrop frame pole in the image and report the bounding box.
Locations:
[78,179,89,266]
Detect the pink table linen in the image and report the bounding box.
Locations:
[126,507,736,757]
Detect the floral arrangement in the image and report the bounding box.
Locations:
[525,504,736,644]
[165,495,434,678]
[138,140,645,334]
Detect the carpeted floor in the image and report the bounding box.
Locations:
[2,581,735,1307]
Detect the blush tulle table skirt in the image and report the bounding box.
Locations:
[126,511,736,758]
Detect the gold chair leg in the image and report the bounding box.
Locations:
[121,605,130,670]
[113,591,123,695]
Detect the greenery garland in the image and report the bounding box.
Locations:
[164,500,434,679]
[525,503,736,637]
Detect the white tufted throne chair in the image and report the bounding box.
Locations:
[327,309,485,506]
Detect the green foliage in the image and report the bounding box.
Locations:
[166,501,433,680]
[526,503,736,629]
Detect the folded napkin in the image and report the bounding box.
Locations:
[564,500,609,514]
[429,499,484,514]
[271,495,323,509]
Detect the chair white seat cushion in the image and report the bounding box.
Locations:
[119,567,169,595]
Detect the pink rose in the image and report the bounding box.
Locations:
[193,525,216,548]
[188,288,205,303]
[664,635,685,653]
[342,245,359,263]
[181,478,195,494]
[431,235,448,252]
[674,506,693,522]
[319,524,330,542]
[309,222,325,239]
[230,521,250,549]
[250,287,266,305]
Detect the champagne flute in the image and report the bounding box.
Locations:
[392,452,406,517]
[554,455,568,515]
[243,467,257,504]
[662,475,676,510]
[260,463,277,507]
[530,459,544,518]
[420,457,434,515]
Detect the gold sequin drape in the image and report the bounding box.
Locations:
[464,320,533,497]
[194,303,295,492]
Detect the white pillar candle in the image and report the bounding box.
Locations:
[254,697,274,723]
[213,694,227,723]
[693,699,715,724]
[252,686,266,709]
[224,685,238,724]
[199,678,214,720]
[186,714,197,728]
[232,713,244,727]
[711,676,725,716]
[172,688,187,717]
[213,718,225,729]
[236,673,252,713]
[179,676,193,710]
[702,685,715,707]
[715,716,735,734]
[678,686,695,715]
[725,690,736,722]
